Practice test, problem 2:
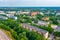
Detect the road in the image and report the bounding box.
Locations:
[0,29,10,40]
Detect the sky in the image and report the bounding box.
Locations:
[0,0,60,7]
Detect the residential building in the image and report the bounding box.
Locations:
[30,12,38,16]
[54,26,60,32]
[10,16,17,20]
[39,12,44,16]
[37,21,49,26]
[0,16,8,20]
[6,13,14,17]
[17,11,30,15]
[51,24,58,29]
[22,23,49,39]
[0,11,5,14]
[6,11,16,17]
[41,17,50,21]
[51,24,60,32]
[56,12,60,16]
[6,11,16,14]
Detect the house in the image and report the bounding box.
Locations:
[51,24,60,32]
[17,11,30,15]
[16,11,21,15]
[44,10,51,15]
[54,26,60,32]
[48,34,54,40]
[10,16,17,20]
[6,13,14,17]
[0,16,8,20]
[22,12,30,14]
[56,12,60,16]
[37,21,49,26]
[38,28,49,39]
[51,24,58,29]
[22,23,49,39]
[6,11,16,17]
[39,12,44,16]
[56,13,60,16]
[41,17,50,21]
[30,12,38,16]
[6,11,16,14]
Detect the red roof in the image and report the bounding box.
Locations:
[31,12,38,16]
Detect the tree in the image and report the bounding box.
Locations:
[54,32,60,37]
[36,14,43,20]
[26,31,44,40]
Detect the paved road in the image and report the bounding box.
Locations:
[0,30,10,40]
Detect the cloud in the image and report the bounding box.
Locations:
[0,0,60,7]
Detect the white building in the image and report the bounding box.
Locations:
[17,11,30,15]
[56,12,60,16]
[51,24,60,32]
[51,24,58,29]
[6,11,16,14]
[54,26,60,32]
[0,16,8,20]
[6,11,16,17]
[10,16,17,20]
[0,11,5,14]
[6,13,14,17]
[39,12,44,16]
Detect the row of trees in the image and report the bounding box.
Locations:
[0,19,44,40]
[30,23,54,33]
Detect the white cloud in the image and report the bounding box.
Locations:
[0,0,60,7]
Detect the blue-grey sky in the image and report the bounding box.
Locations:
[0,0,60,7]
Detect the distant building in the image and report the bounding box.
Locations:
[54,26,60,32]
[30,12,38,16]
[10,16,17,20]
[56,12,60,16]
[0,11,5,14]
[37,21,49,26]
[39,12,44,16]
[6,13,14,17]
[17,11,30,15]
[6,11,16,14]
[22,23,49,39]
[6,11,16,17]
[0,16,8,20]
[41,17,50,21]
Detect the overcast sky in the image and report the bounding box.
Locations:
[0,0,60,7]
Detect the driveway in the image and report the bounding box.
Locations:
[0,29,10,40]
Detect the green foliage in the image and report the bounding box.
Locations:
[26,31,44,40]
[50,16,58,25]
[30,23,54,33]
[54,32,60,37]
[0,18,44,40]
[36,14,43,20]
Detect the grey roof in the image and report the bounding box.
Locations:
[54,27,60,32]
[22,23,48,34]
